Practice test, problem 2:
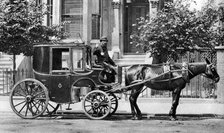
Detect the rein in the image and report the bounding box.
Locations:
[109,63,197,94]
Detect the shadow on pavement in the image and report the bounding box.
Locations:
[38,112,224,121]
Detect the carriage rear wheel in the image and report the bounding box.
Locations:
[108,93,118,115]
[82,90,111,120]
[9,78,49,119]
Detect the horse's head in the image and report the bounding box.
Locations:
[203,58,220,83]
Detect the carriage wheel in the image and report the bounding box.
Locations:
[9,78,49,119]
[108,93,118,115]
[82,90,111,120]
[41,102,60,116]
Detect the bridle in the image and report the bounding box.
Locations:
[203,63,217,79]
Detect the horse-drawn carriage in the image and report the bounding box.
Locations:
[9,42,121,120]
[9,41,220,120]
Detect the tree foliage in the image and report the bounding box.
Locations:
[0,0,66,56]
[131,0,220,62]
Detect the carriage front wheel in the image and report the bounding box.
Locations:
[108,93,118,115]
[82,90,111,120]
[9,78,49,119]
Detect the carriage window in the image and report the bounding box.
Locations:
[72,49,83,70]
[52,48,70,70]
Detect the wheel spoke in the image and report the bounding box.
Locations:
[14,91,26,97]
[12,96,25,100]
[30,85,40,96]
[34,99,45,108]
[25,81,31,95]
[111,99,117,102]
[14,100,26,107]
[19,84,27,96]
[31,101,40,115]
[33,91,45,98]
[87,108,94,114]
[18,102,28,113]
[25,104,29,116]
[85,98,94,104]
[28,103,35,116]
[99,95,104,101]
[84,105,92,107]
[35,97,47,100]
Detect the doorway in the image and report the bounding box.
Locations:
[123,0,149,54]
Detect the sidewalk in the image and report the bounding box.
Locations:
[1,95,224,116]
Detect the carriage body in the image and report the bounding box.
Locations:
[10,42,119,119]
[33,43,118,103]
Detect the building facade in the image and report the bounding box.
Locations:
[41,0,166,60]
[37,0,224,102]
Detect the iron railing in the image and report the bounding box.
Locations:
[0,69,33,95]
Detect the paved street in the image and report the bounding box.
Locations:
[1,95,224,133]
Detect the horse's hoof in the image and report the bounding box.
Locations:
[131,116,142,120]
[137,115,142,120]
[131,116,137,120]
[170,117,177,121]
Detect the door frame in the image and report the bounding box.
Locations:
[123,0,149,55]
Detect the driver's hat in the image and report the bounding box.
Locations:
[100,36,108,42]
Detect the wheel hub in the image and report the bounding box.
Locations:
[25,95,33,103]
[93,101,100,108]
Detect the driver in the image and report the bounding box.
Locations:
[93,36,117,83]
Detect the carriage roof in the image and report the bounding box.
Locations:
[33,42,88,74]
[33,42,85,48]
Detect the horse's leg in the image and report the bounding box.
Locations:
[169,87,181,121]
[129,85,144,120]
[129,88,136,119]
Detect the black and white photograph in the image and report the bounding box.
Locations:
[0,0,224,132]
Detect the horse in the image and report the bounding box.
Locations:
[125,58,220,120]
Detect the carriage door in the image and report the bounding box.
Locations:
[124,0,149,54]
[50,48,71,103]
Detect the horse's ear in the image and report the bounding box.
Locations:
[205,58,211,64]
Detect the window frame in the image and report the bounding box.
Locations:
[61,0,83,38]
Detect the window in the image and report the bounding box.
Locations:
[92,14,100,39]
[91,0,101,39]
[72,49,83,70]
[52,48,70,70]
[61,0,83,38]
[47,0,53,26]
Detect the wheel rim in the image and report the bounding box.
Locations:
[108,93,118,115]
[10,79,49,119]
[82,90,111,120]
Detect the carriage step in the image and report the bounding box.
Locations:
[65,104,72,110]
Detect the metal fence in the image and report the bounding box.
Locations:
[0,69,33,94]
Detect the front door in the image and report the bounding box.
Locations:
[50,48,71,103]
[124,0,149,54]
